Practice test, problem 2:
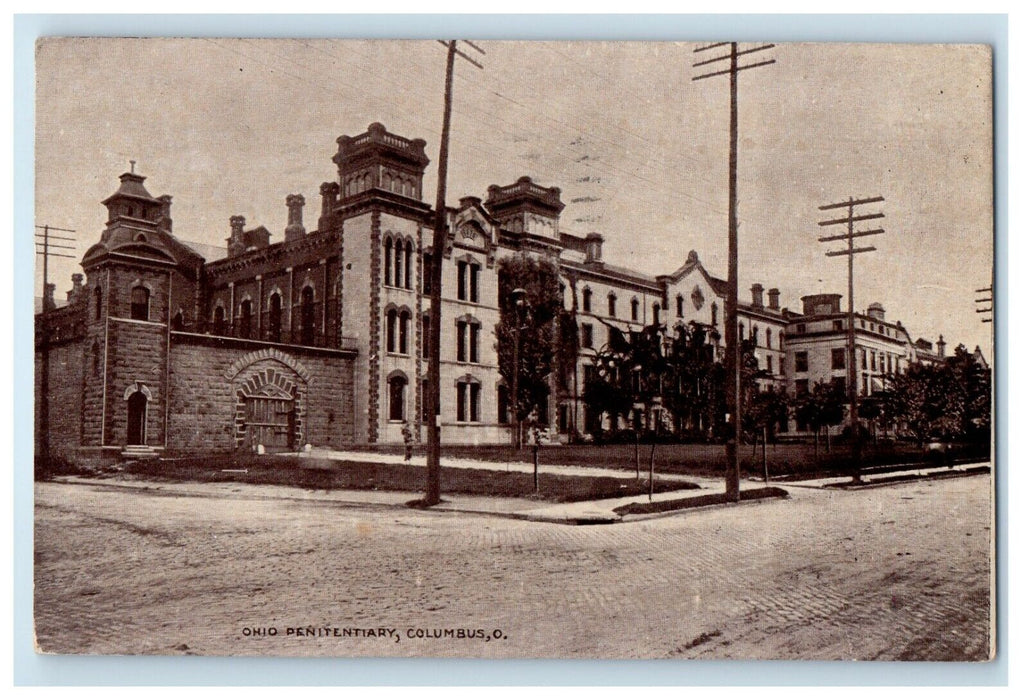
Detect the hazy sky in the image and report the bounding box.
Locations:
[35,38,993,355]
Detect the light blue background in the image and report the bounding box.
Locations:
[13,13,1008,686]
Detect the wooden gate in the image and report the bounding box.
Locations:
[245,385,295,451]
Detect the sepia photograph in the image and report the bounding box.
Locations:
[32,37,995,661]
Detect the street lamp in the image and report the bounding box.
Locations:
[511,287,527,449]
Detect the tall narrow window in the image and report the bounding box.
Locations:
[469,263,480,303]
[422,313,431,359]
[676,295,684,318]
[94,287,103,320]
[398,310,410,355]
[766,328,772,348]
[386,309,397,352]
[130,285,150,321]
[631,299,639,322]
[394,242,403,287]
[300,286,316,345]
[268,293,282,342]
[384,239,393,286]
[652,303,660,325]
[213,305,226,335]
[739,322,745,341]
[388,375,406,421]
[239,299,253,339]
[456,382,467,422]
[456,320,467,361]
[171,311,184,331]
[779,331,785,349]
[711,303,718,327]
[608,294,617,317]
[581,323,594,349]
[404,241,413,289]
[582,288,592,313]
[497,384,510,424]
[469,323,479,363]
[457,261,467,300]
[469,383,480,422]
[423,253,432,294]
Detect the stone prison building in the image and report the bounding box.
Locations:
[37,122,949,465]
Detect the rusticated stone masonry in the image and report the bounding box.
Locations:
[367,211,382,443]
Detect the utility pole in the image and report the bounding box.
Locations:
[35,224,77,477]
[818,196,885,483]
[975,286,993,324]
[425,40,484,506]
[693,41,775,502]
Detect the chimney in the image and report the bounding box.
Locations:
[585,233,604,264]
[43,283,56,312]
[318,182,340,232]
[227,215,246,257]
[285,194,306,242]
[750,283,764,308]
[68,273,84,302]
[937,334,946,358]
[158,195,173,231]
[767,287,780,310]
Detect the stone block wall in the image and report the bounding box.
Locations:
[35,340,84,462]
[167,335,355,452]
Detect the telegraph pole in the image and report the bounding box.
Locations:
[975,286,993,324]
[425,40,484,506]
[35,224,77,476]
[817,196,885,482]
[693,41,776,502]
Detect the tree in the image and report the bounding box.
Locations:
[745,387,790,441]
[662,321,724,439]
[581,319,666,440]
[792,381,846,450]
[880,344,991,444]
[494,255,566,427]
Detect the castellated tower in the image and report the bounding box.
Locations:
[332,123,432,444]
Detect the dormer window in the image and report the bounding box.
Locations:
[125,205,135,218]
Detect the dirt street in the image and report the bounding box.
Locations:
[34,474,992,659]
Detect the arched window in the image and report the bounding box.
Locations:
[213,304,226,335]
[300,286,316,345]
[384,238,393,285]
[631,298,639,322]
[582,288,592,313]
[94,287,103,320]
[171,310,184,331]
[268,292,282,342]
[394,241,403,287]
[130,285,150,321]
[386,308,397,352]
[388,373,407,422]
[608,293,617,317]
[404,240,413,289]
[398,309,410,355]
[239,299,253,339]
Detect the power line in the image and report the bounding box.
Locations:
[693,41,776,502]
[818,195,886,482]
[975,285,992,324]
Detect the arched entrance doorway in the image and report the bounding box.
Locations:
[127,391,148,445]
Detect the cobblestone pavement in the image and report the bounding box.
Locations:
[33,474,993,660]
